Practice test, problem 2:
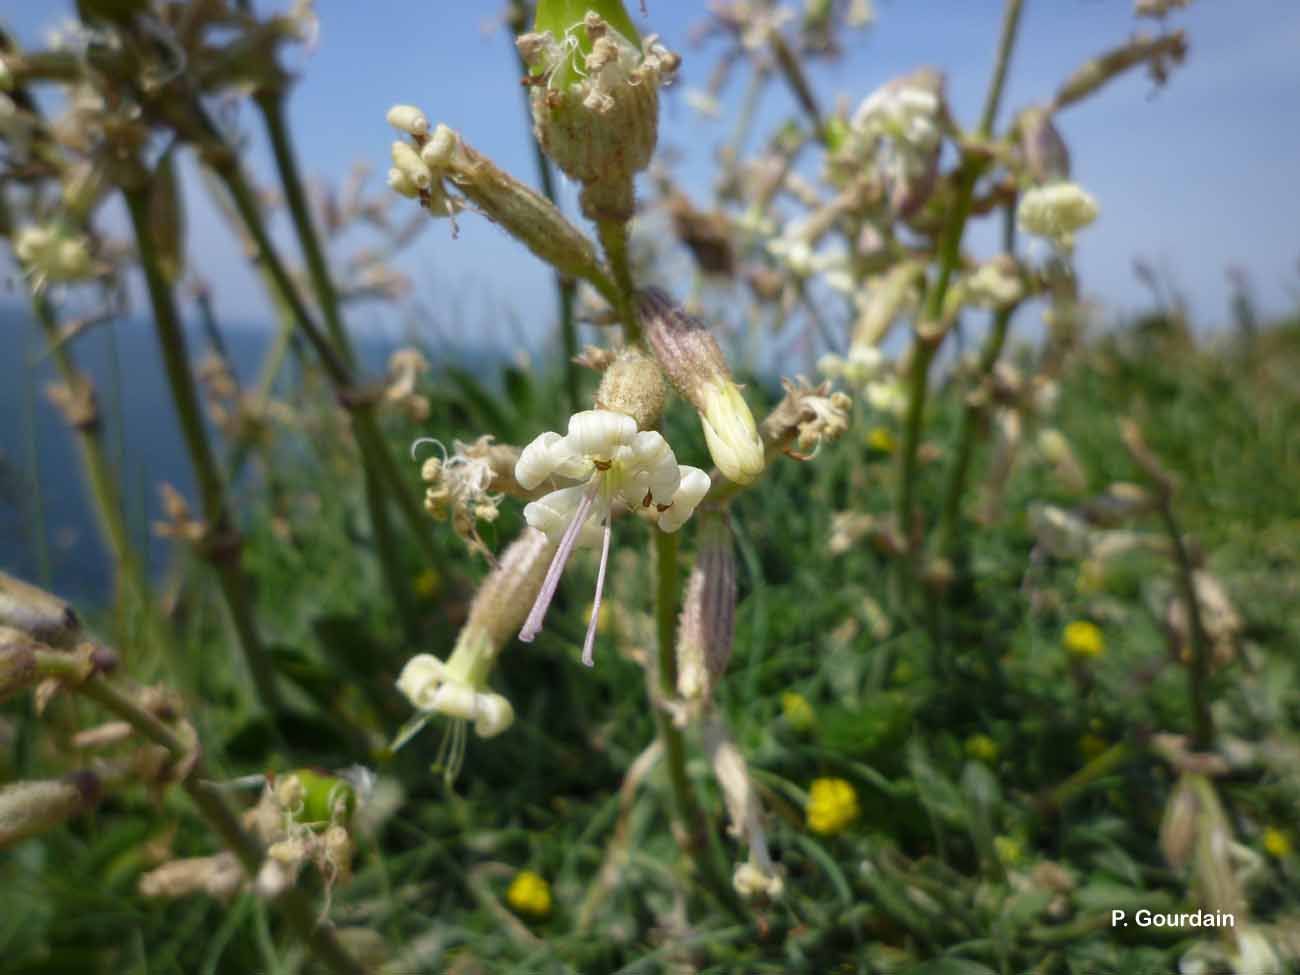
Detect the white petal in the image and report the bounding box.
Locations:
[429,682,477,721]
[564,410,637,461]
[626,430,681,506]
[474,692,515,738]
[516,431,586,490]
[396,654,445,710]
[524,485,605,546]
[658,466,710,532]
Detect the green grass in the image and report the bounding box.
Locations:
[3,314,1299,975]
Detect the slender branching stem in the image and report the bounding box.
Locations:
[253,90,421,633]
[203,152,437,565]
[124,186,283,715]
[895,0,1025,553]
[936,204,1020,558]
[506,0,580,412]
[254,92,357,368]
[27,290,166,657]
[651,528,744,920]
[1160,501,1214,750]
[33,651,368,975]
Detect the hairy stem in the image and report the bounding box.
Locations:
[124,187,282,715]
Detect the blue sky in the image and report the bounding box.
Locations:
[6,1,1299,339]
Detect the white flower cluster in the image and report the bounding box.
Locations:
[14,223,94,290]
[818,343,885,388]
[1017,182,1098,251]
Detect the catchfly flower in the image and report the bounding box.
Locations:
[515,409,710,666]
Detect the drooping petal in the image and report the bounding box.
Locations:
[396,654,446,710]
[658,466,711,532]
[474,692,515,738]
[516,431,592,490]
[563,409,638,462]
[624,429,681,506]
[524,484,605,547]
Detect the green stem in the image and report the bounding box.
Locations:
[254,92,357,368]
[253,91,421,633]
[651,529,744,920]
[27,291,166,655]
[936,204,1020,558]
[34,652,367,975]
[1036,742,1134,814]
[895,0,1025,549]
[596,220,640,344]
[124,187,282,715]
[1158,500,1214,750]
[203,154,437,565]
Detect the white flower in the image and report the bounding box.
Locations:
[965,259,1024,309]
[396,641,515,739]
[515,410,710,665]
[1017,181,1098,250]
[14,223,94,292]
[865,376,908,417]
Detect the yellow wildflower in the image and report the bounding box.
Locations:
[866,426,896,454]
[1063,620,1104,659]
[782,692,815,732]
[412,567,441,599]
[993,835,1023,866]
[965,734,999,763]
[506,869,552,918]
[807,778,859,835]
[1263,827,1292,859]
[1079,733,1109,761]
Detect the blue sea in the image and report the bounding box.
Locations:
[0,300,467,607]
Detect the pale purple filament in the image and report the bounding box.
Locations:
[519,482,598,643]
[581,518,613,667]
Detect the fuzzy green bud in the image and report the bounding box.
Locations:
[595,347,667,431]
[638,288,764,484]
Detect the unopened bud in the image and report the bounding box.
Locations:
[0,570,80,649]
[385,104,429,137]
[386,166,419,199]
[1160,774,1198,871]
[595,347,667,430]
[638,288,764,484]
[390,140,431,190]
[0,773,100,849]
[1017,106,1070,183]
[139,852,244,900]
[437,129,612,289]
[677,512,737,707]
